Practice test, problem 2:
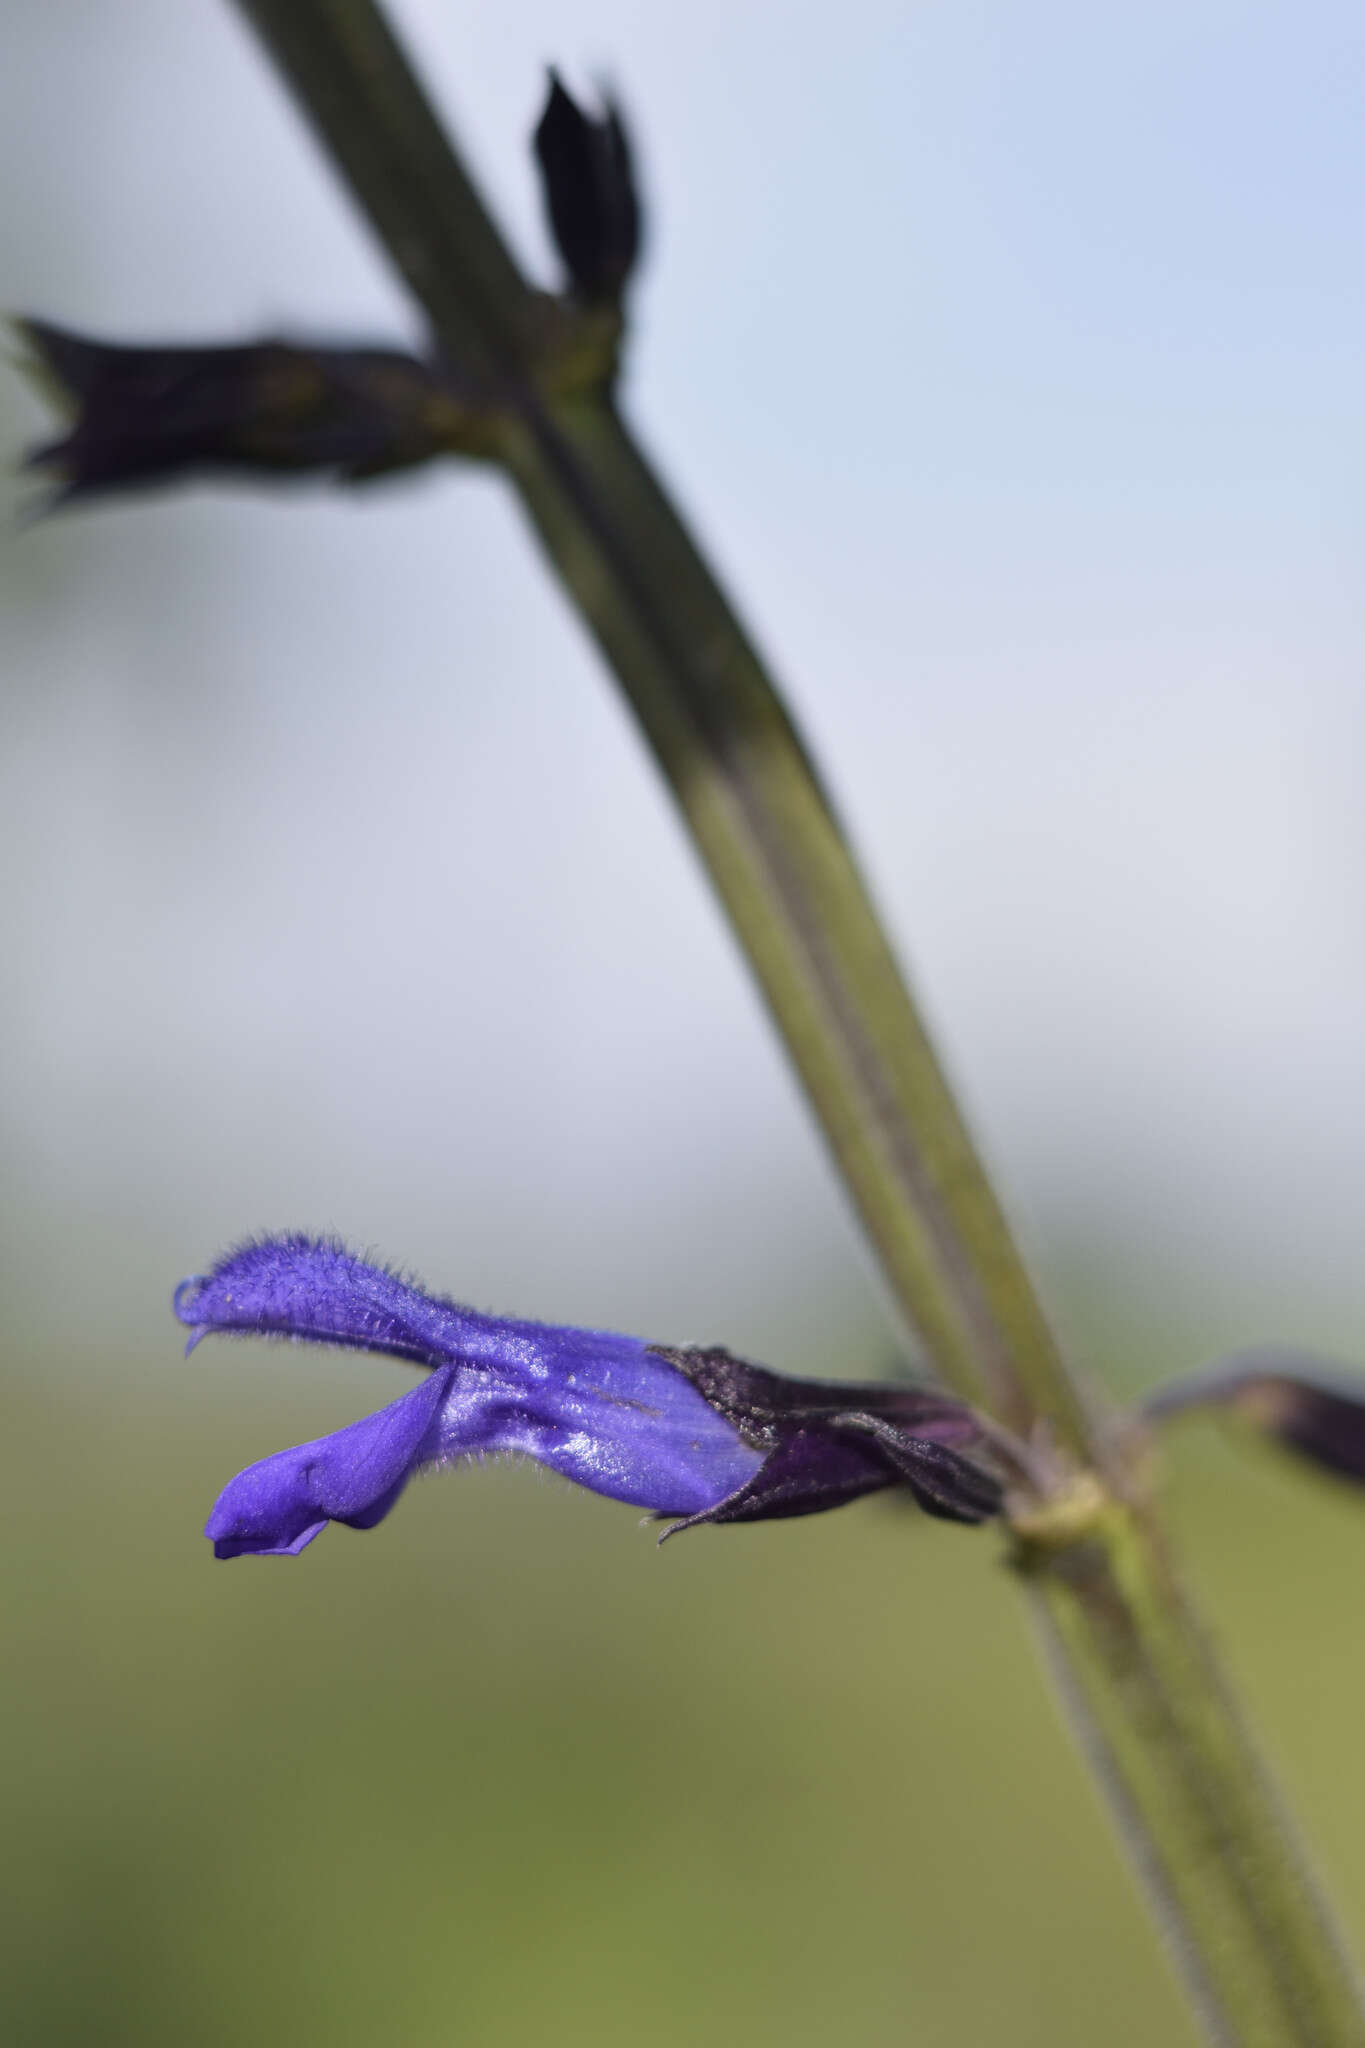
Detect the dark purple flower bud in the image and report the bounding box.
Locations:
[1145,1348,1365,1489]
[17,320,483,503]
[533,72,641,304]
[177,1235,1001,1559]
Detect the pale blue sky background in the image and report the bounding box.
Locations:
[3,0,1363,1383]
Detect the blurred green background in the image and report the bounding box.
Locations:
[4,2,1365,2043]
[9,1369,1365,2047]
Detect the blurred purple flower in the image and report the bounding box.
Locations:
[177,1236,1002,1560]
[17,320,485,502]
[1146,1348,1365,1489]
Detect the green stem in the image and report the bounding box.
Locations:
[230,3,1365,2039]
[506,395,1077,1443]
[1021,1505,1364,2048]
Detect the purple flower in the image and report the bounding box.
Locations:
[177,1236,1002,1560]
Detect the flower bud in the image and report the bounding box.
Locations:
[18,320,486,502]
[533,73,642,304]
[1146,1349,1365,1488]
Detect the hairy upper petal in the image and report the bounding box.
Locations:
[177,1235,500,1368]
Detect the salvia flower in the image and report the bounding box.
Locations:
[18,320,489,503]
[1146,1348,1365,1490]
[533,72,642,304]
[177,1235,1003,1559]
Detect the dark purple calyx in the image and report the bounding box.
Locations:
[18,321,482,503]
[651,1345,1003,1535]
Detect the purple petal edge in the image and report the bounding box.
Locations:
[205,1366,453,1559]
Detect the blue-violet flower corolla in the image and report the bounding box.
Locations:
[177,1236,1003,1559]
